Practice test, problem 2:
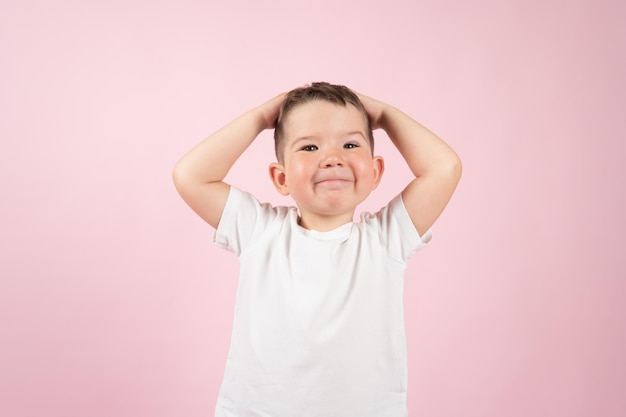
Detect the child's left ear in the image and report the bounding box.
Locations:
[372,156,384,189]
[269,162,290,196]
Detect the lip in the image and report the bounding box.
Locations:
[316,178,351,184]
[315,178,352,186]
[314,177,354,190]
[313,170,354,185]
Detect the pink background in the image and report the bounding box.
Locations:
[1,0,624,416]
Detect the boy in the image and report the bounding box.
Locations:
[173,82,461,416]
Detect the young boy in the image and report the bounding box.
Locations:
[173,82,461,417]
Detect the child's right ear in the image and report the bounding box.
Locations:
[269,163,290,196]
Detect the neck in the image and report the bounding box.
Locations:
[297,211,354,232]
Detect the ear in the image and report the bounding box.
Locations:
[269,162,290,196]
[371,156,385,189]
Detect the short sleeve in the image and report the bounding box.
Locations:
[213,186,288,256]
[373,194,432,261]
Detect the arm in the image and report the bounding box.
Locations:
[172,93,285,228]
[358,93,462,236]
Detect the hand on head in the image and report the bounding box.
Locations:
[354,92,387,130]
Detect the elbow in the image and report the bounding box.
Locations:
[172,161,182,187]
[172,159,190,193]
[440,154,462,192]
[442,152,462,184]
[451,154,462,181]
[413,153,462,185]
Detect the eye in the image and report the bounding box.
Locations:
[301,144,318,151]
[344,142,359,149]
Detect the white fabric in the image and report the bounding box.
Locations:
[213,187,431,417]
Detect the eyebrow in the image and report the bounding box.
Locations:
[290,136,318,150]
[290,131,366,146]
[345,131,366,139]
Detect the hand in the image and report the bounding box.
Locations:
[355,92,387,130]
[258,92,287,130]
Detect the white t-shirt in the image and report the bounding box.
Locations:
[213,187,431,417]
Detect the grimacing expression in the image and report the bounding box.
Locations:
[269,100,384,229]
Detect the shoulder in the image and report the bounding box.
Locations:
[214,187,295,254]
[358,194,432,259]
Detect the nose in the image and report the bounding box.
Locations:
[321,151,344,168]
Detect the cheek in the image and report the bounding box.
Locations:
[354,159,376,179]
[285,159,312,185]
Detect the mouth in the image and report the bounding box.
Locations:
[314,178,353,189]
[313,169,355,189]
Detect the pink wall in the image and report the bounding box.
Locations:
[1,0,624,416]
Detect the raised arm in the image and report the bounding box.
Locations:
[172,93,285,228]
[358,93,462,236]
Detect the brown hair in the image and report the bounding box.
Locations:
[273,82,373,161]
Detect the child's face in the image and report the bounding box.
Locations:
[269,100,384,229]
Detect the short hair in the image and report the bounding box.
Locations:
[273,82,374,161]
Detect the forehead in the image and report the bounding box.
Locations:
[282,100,368,140]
